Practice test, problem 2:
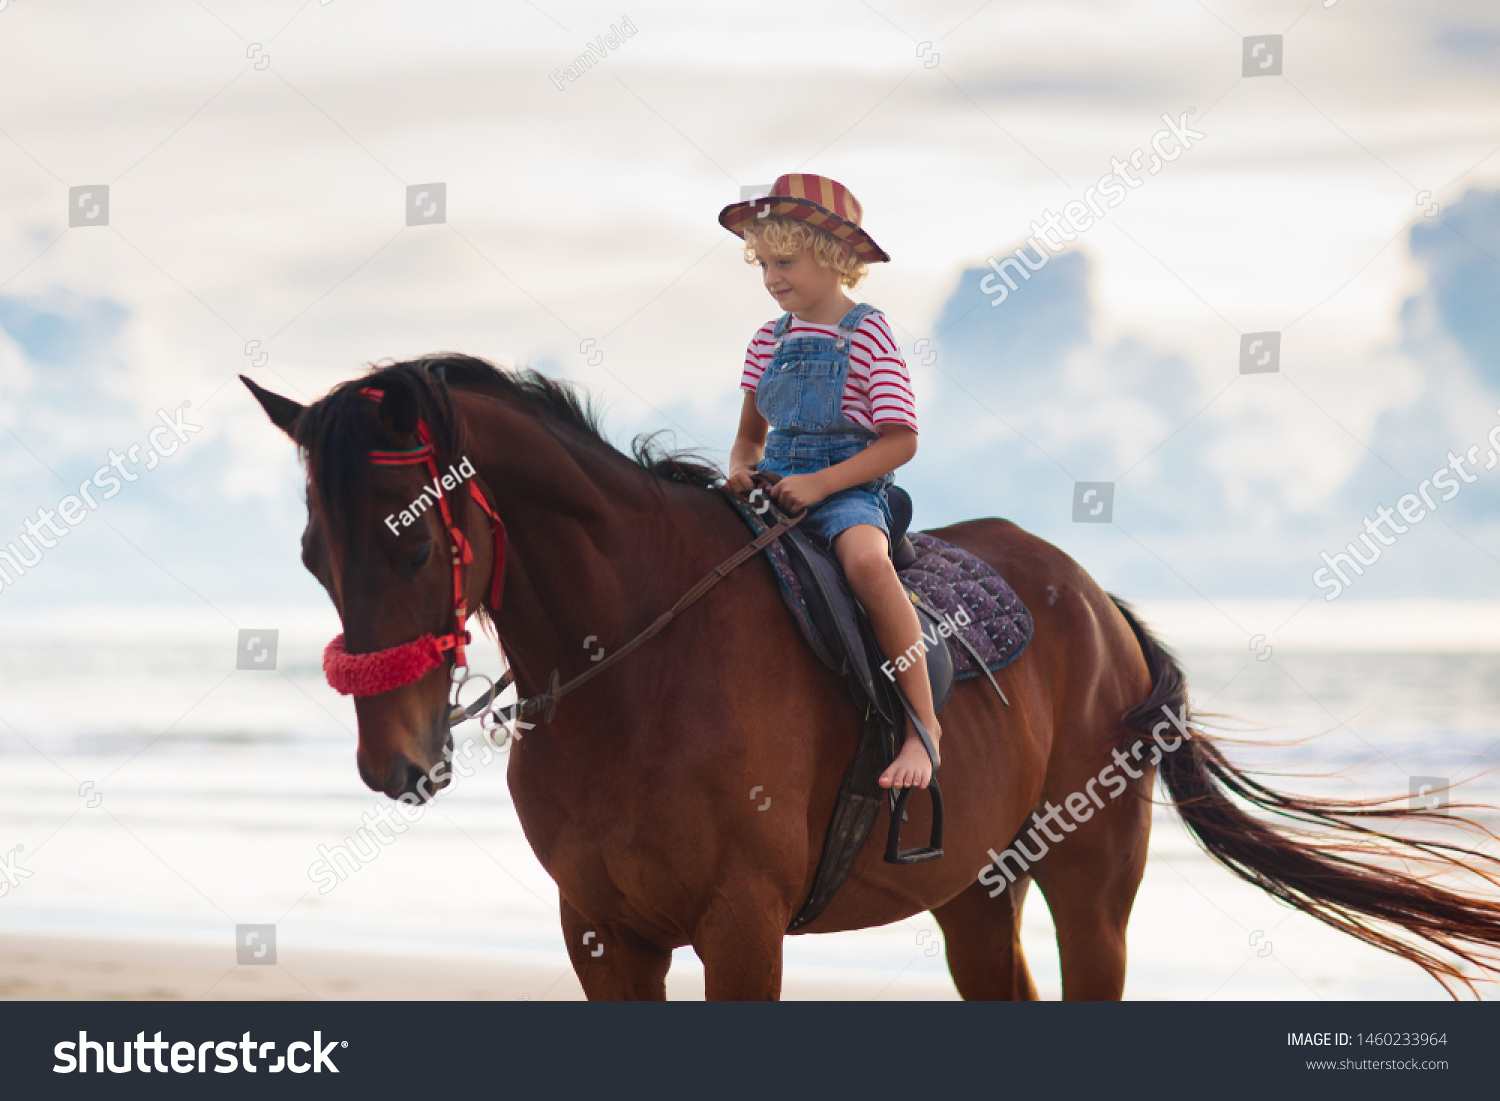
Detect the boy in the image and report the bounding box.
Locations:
[720,174,939,789]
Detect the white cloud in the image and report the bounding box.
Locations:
[1,0,1499,605]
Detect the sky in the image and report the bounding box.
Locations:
[2,0,1500,626]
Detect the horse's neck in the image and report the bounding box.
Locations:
[460,393,720,699]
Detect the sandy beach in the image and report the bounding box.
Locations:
[0,933,960,1001]
[1,613,1497,1002]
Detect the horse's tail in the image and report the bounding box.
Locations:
[1110,595,1500,997]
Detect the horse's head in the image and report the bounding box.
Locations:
[243,365,502,802]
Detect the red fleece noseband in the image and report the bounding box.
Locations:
[324,633,455,697]
[321,385,508,698]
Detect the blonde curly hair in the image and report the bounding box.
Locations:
[741,216,868,289]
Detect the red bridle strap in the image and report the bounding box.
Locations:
[321,387,508,696]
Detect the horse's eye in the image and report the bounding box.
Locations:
[405,542,433,577]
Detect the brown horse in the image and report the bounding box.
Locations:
[245,356,1500,999]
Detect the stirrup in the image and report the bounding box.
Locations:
[883,704,944,865]
[885,781,944,864]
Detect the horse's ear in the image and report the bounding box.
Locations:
[241,375,304,439]
[377,376,422,441]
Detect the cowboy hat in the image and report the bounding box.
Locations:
[718,173,890,264]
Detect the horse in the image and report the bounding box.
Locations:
[244,355,1500,999]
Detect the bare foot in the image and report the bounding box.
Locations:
[878,719,941,789]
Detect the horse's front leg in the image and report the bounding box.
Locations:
[691,884,788,1000]
[560,893,673,1000]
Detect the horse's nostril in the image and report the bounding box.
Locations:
[401,760,429,800]
[356,753,449,801]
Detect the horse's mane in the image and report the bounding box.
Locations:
[430,354,723,489]
[294,353,723,533]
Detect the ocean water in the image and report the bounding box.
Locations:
[1,603,1498,1000]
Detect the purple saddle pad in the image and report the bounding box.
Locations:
[725,494,1032,681]
[901,532,1032,679]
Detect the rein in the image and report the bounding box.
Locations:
[322,387,507,695]
[451,487,804,734]
[322,390,802,741]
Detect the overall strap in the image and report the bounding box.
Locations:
[771,311,794,341]
[835,302,879,337]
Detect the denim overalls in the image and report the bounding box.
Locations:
[755,302,895,547]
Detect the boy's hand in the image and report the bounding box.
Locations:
[725,467,757,494]
[769,473,828,512]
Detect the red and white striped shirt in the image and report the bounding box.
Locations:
[739,312,917,433]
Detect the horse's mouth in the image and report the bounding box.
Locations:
[359,730,455,802]
[399,759,438,801]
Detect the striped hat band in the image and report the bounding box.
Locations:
[718,173,889,264]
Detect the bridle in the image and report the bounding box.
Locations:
[319,389,806,747]
[321,387,507,697]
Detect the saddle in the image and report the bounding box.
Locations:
[776,484,957,727]
[725,477,1026,931]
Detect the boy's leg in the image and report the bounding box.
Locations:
[832,524,942,789]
